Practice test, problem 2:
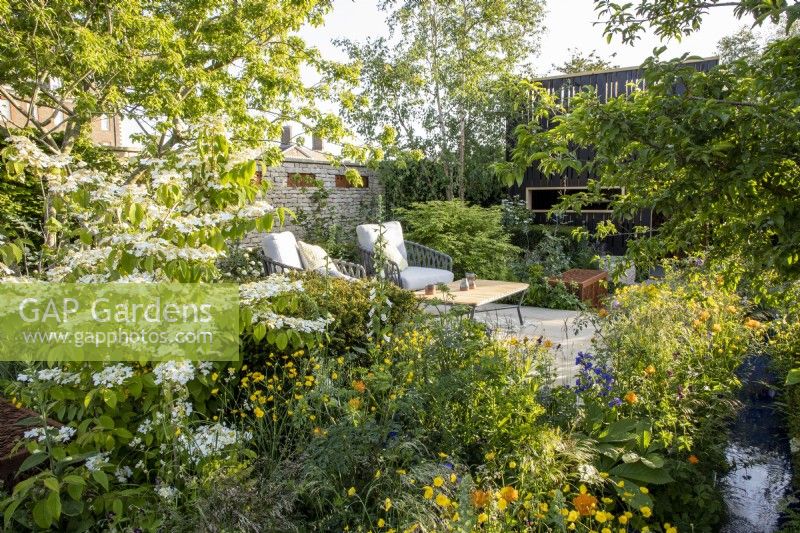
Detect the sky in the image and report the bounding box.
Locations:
[121,0,753,146]
[300,0,751,73]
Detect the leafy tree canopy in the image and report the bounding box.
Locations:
[553,48,618,75]
[0,0,361,163]
[593,0,800,44]
[338,0,546,202]
[504,38,800,284]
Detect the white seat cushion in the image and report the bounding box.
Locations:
[261,232,303,269]
[399,267,454,291]
[356,221,407,259]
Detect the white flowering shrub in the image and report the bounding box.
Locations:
[0,124,341,530]
[1,123,284,283]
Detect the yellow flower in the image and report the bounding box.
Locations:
[478,512,488,523]
[433,476,445,487]
[624,391,638,404]
[211,388,219,395]
[497,498,508,511]
[711,323,722,333]
[508,461,517,469]
[423,486,434,499]
[595,510,610,523]
[665,524,678,533]
[640,506,652,518]
[435,493,451,508]
[640,486,649,494]
[211,372,219,381]
[602,529,612,533]
[347,487,356,497]
[618,514,628,524]
[498,486,518,503]
[348,397,362,409]
[484,451,496,461]
[450,473,457,483]
[566,510,579,522]
[377,518,385,528]
[254,407,265,418]
[538,502,548,513]
[644,364,656,376]
[384,498,392,511]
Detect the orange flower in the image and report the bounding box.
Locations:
[745,318,762,329]
[598,308,609,318]
[353,380,367,393]
[688,454,699,464]
[498,486,519,503]
[644,365,656,376]
[470,490,491,508]
[624,391,638,404]
[572,493,598,516]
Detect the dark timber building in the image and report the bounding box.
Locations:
[508,58,720,255]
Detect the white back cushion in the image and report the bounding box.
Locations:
[261,231,303,269]
[356,221,407,258]
[296,240,333,272]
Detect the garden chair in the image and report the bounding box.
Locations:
[260,231,366,279]
[356,221,454,290]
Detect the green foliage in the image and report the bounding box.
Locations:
[576,263,758,530]
[0,0,363,160]
[525,264,584,310]
[294,181,359,261]
[394,200,521,278]
[593,0,799,45]
[552,48,617,74]
[506,38,800,283]
[295,274,419,362]
[339,0,546,201]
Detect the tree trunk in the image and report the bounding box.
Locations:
[457,116,465,200]
[427,0,453,200]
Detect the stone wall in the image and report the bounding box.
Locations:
[241,158,382,248]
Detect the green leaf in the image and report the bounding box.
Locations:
[275,330,288,350]
[610,462,674,484]
[102,389,117,409]
[97,415,115,429]
[18,452,49,474]
[32,499,53,529]
[46,489,62,521]
[786,368,800,386]
[91,470,109,491]
[43,476,60,492]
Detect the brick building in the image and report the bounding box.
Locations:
[0,95,122,147]
[241,126,383,248]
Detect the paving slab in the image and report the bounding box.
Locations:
[422,303,595,385]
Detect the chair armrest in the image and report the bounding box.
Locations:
[260,251,303,275]
[332,259,367,279]
[405,241,453,271]
[359,248,402,286]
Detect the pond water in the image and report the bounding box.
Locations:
[720,355,793,533]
